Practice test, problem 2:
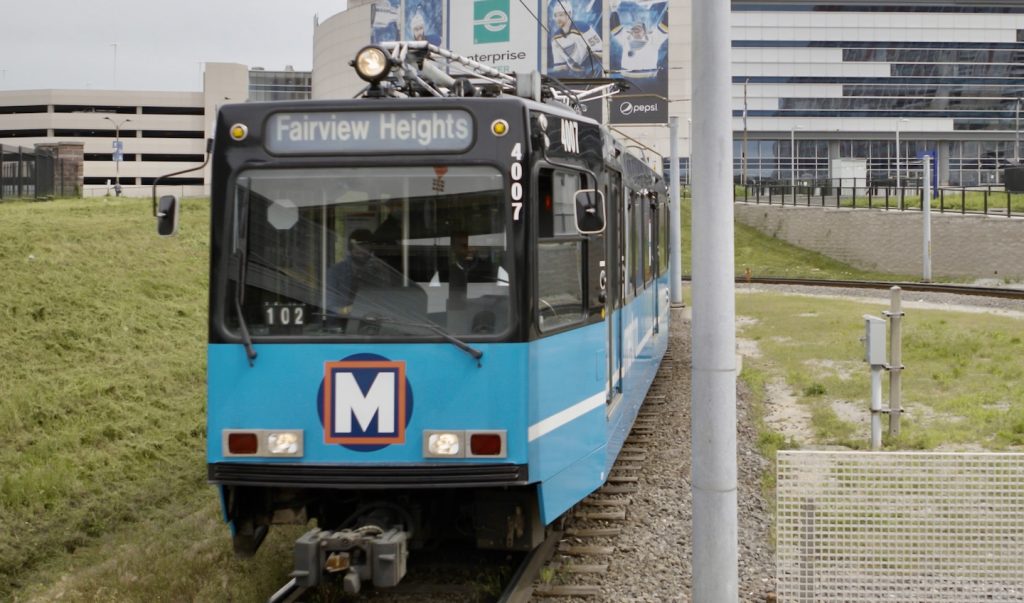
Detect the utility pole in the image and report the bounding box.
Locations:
[104,116,131,196]
[111,42,119,88]
[742,78,749,185]
[1016,97,1021,164]
[691,0,738,599]
[790,125,803,193]
[895,118,909,189]
[669,117,683,306]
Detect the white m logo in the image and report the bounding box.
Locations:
[323,360,407,445]
[334,372,395,434]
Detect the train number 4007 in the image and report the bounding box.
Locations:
[510,143,524,221]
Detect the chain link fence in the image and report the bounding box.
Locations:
[777,450,1024,602]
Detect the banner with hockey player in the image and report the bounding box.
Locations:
[405,0,444,46]
[371,0,401,44]
[609,0,668,124]
[545,0,604,80]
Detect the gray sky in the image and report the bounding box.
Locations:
[0,0,348,92]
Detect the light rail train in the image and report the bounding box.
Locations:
[156,41,671,600]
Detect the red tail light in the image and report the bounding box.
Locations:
[470,433,502,456]
[228,432,259,454]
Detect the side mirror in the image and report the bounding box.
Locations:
[574,189,606,235]
[156,194,180,237]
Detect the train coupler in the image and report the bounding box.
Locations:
[268,525,410,603]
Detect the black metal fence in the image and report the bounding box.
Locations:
[735,177,1024,218]
[0,144,75,200]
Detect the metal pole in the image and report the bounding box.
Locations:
[923,155,932,282]
[790,125,796,193]
[895,121,901,190]
[742,78,749,185]
[887,287,903,437]
[870,366,883,450]
[1016,97,1021,164]
[114,124,121,194]
[669,117,684,306]
[691,0,738,598]
[111,42,118,88]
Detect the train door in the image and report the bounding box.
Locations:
[606,170,624,401]
[606,168,622,399]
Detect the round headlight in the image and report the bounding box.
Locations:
[354,46,391,83]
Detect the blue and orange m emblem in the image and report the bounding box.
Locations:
[323,360,407,445]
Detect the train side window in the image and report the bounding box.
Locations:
[536,240,585,331]
[537,168,585,332]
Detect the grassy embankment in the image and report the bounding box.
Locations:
[3,196,1022,601]
[1,198,301,602]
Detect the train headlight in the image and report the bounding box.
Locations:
[353,46,391,83]
[267,431,302,456]
[424,431,464,457]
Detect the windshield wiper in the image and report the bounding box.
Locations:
[348,314,483,368]
[233,182,257,367]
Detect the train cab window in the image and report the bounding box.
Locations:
[536,169,585,332]
[225,166,512,339]
[539,170,580,238]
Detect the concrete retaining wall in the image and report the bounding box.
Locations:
[734,203,1024,280]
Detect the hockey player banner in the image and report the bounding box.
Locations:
[448,0,541,74]
[371,0,401,44]
[545,0,604,80]
[609,0,668,124]
[405,0,444,46]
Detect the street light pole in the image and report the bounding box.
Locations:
[1016,97,1021,164]
[790,125,803,193]
[104,116,132,196]
[895,118,909,189]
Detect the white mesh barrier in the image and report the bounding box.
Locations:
[776,451,1024,602]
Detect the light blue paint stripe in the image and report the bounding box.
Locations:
[528,391,606,442]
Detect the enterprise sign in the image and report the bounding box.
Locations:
[266,110,474,154]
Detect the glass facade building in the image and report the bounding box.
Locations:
[732,1,1024,186]
[248,68,312,102]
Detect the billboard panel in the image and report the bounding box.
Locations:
[448,0,541,74]
[609,0,668,124]
[405,0,444,45]
[545,0,604,80]
[371,0,401,43]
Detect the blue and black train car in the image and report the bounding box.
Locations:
[159,43,671,595]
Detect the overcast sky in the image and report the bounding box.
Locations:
[0,0,348,92]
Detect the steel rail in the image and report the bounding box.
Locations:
[496,528,563,603]
[718,277,1024,301]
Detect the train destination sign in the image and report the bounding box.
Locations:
[266,110,474,154]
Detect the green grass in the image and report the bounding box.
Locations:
[0,197,210,599]
[682,196,915,281]
[4,194,1020,600]
[736,292,1024,450]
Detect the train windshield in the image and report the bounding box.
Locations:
[226,166,511,339]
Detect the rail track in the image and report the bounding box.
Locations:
[498,351,682,602]
[733,277,1024,300]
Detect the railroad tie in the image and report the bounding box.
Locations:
[533,584,604,597]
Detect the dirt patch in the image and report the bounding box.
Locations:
[804,359,861,381]
[764,379,813,445]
